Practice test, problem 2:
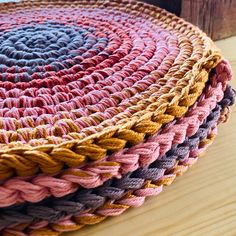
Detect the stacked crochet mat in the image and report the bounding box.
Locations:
[0,0,235,235]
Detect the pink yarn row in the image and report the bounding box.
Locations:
[0,60,231,207]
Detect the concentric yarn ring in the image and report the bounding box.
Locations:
[0,0,221,179]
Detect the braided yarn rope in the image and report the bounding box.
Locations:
[0,1,235,236]
[0,113,227,236]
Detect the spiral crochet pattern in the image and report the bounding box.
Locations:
[0,0,235,235]
[0,0,222,180]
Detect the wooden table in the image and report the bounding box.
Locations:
[67,37,236,236]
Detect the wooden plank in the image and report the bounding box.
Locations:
[181,0,236,40]
[142,0,236,40]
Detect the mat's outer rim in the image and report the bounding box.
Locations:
[1,84,234,229]
[0,99,227,229]
[0,61,232,207]
[2,126,219,236]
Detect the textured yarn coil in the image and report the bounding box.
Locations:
[0,0,235,236]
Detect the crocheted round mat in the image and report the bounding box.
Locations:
[0,1,235,236]
[0,0,222,181]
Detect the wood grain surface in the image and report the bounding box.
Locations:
[66,37,236,236]
[143,0,236,40]
[181,0,236,40]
